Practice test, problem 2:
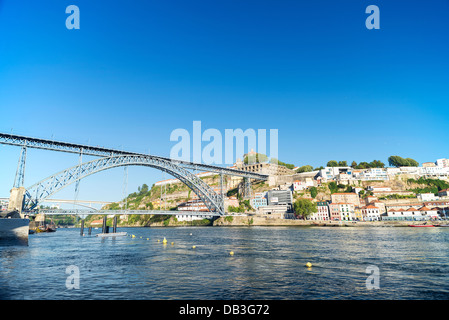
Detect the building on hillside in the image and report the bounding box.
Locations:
[309,201,329,221]
[329,203,355,221]
[256,204,293,219]
[293,179,314,191]
[417,193,438,202]
[250,192,268,209]
[177,199,209,212]
[361,205,381,221]
[385,206,439,221]
[267,190,293,206]
[418,166,449,178]
[235,160,295,176]
[358,168,389,181]
[318,167,352,182]
[436,158,449,168]
[367,186,392,192]
[422,162,436,168]
[354,206,363,221]
[364,195,378,205]
[369,201,386,214]
[331,193,360,206]
[438,189,449,198]
[225,196,240,208]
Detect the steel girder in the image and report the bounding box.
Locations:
[23,155,225,215]
[0,133,268,180]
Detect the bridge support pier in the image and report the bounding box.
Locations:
[7,187,26,218]
[113,216,117,233]
[80,219,84,236]
[243,178,252,199]
[102,216,108,234]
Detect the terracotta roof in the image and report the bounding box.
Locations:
[364,205,378,209]
[406,208,416,211]
[418,206,431,211]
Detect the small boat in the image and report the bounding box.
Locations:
[409,225,435,227]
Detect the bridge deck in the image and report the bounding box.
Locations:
[0,133,268,180]
[33,209,222,217]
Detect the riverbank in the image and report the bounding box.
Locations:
[212,215,448,227]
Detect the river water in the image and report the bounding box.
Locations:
[0,226,448,300]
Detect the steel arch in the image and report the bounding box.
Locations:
[23,155,224,215]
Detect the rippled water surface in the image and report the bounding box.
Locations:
[1,226,449,300]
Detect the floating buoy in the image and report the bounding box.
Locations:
[157,239,160,242]
[306,262,312,268]
[192,245,196,249]
[147,238,149,240]
[163,237,167,244]
[131,235,136,238]
[171,242,174,245]
[189,233,192,236]
[229,251,234,256]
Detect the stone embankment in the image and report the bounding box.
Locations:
[212,215,448,227]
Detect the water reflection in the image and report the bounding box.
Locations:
[0,227,448,299]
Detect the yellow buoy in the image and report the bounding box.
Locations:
[147,238,149,240]
[306,262,312,268]
[171,242,174,245]
[163,237,167,244]
[131,235,136,238]
[229,251,234,256]
[192,245,196,249]
[157,239,160,242]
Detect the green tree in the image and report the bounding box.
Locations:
[328,181,339,194]
[244,153,268,164]
[405,158,419,167]
[351,161,357,168]
[338,161,348,167]
[327,160,338,167]
[296,165,313,173]
[388,156,419,167]
[309,187,318,198]
[356,162,370,169]
[369,160,385,168]
[293,198,317,219]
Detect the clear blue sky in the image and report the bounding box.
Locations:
[1,0,448,202]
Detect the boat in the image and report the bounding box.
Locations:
[409,225,435,227]
[35,223,57,233]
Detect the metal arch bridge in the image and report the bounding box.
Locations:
[0,133,268,216]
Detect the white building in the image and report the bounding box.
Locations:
[436,158,449,168]
[361,205,381,221]
[418,166,449,178]
[318,167,352,181]
[308,201,329,221]
[417,193,438,202]
[386,206,439,220]
[358,168,389,181]
[367,186,392,192]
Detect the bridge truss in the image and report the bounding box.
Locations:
[0,133,268,216]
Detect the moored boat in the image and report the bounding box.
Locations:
[409,225,435,227]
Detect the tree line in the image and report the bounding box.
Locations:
[295,155,420,173]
